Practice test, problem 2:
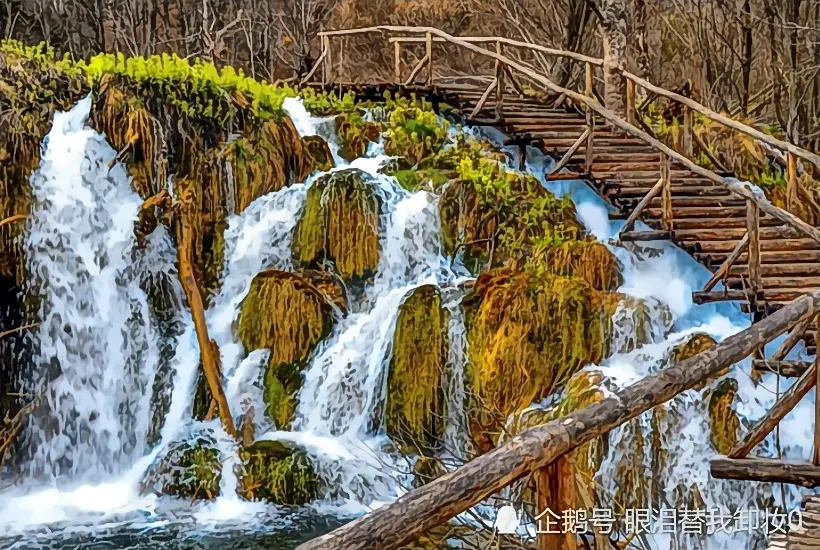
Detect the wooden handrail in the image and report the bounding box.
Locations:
[622,70,820,170]
[317,26,820,173]
[315,26,820,247]
[618,177,664,236]
[298,291,820,550]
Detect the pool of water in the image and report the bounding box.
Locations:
[3,509,344,550]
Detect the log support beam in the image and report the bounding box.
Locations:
[711,457,820,488]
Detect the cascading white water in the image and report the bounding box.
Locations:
[23,95,158,482]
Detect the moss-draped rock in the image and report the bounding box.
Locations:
[533,238,623,291]
[241,440,319,505]
[335,111,381,161]
[302,135,334,173]
[385,285,448,453]
[140,437,222,500]
[464,269,619,449]
[708,378,740,454]
[412,456,446,488]
[293,168,382,282]
[238,270,338,428]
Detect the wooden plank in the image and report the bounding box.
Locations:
[692,290,749,303]
[619,230,673,242]
[394,41,401,83]
[298,291,820,550]
[585,61,594,172]
[728,361,817,458]
[425,32,433,87]
[494,41,503,120]
[711,457,820,488]
[551,128,591,173]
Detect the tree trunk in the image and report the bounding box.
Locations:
[601,0,628,119]
[296,290,820,550]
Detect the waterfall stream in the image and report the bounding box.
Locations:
[0,95,814,550]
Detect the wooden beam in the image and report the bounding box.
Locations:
[683,106,693,157]
[536,457,577,550]
[711,457,820,488]
[394,41,401,84]
[296,290,820,550]
[729,360,817,458]
[551,128,591,174]
[788,152,798,213]
[752,360,811,378]
[772,314,814,360]
[300,49,328,85]
[494,40,504,120]
[815,314,820,465]
[702,233,749,292]
[619,230,672,242]
[425,32,433,87]
[661,153,672,231]
[468,78,497,119]
[623,70,820,169]
[746,199,762,296]
[625,78,635,126]
[0,214,26,230]
[584,62,594,173]
[403,53,430,86]
[692,290,749,303]
[618,177,664,235]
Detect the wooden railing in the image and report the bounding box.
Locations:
[297,25,820,550]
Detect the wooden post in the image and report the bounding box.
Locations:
[683,106,693,157]
[815,313,820,465]
[788,152,798,213]
[495,40,504,120]
[536,457,577,550]
[661,153,672,231]
[321,36,328,86]
[326,36,333,86]
[394,41,401,84]
[746,198,762,298]
[584,62,595,173]
[425,32,433,87]
[625,78,635,125]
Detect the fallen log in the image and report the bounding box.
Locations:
[711,457,820,488]
[175,198,237,440]
[297,290,820,550]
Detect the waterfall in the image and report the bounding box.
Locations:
[23,95,158,482]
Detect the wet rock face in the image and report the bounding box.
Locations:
[292,168,382,283]
[301,135,334,173]
[463,269,619,451]
[237,270,338,429]
[384,285,448,454]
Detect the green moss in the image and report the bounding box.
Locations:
[380,94,450,167]
[302,135,335,173]
[335,111,381,162]
[238,270,337,428]
[464,269,618,449]
[242,448,319,505]
[708,378,740,454]
[385,285,448,453]
[293,169,382,282]
[140,438,222,500]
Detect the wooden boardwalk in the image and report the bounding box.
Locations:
[446,86,820,355]
[768,495,820,550]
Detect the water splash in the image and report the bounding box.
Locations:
[24,95,158,482]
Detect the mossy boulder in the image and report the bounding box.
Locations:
[302,135,334,173]
[293,168,382,282]
[464,269,619,450]
[412,456,446,488]
[385,285,448,453]
[671,332,717,362]
[439,156,583,273]
[238,270,338,428]
[708,378,740,454]
[139,437,222,500]
[241,440,319,505]
[335,111,381,161]
[533,238,622,291]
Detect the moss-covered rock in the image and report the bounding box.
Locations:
[241,441,319,505]
[381,95,450,167]
[238,270,337,428]
[412,456,446,488]
[533,238,622,291]
[708,378,740,454]
[140,437,222,500]
[293,168,382,282]
[464,269,619,449]
[335,111,381,161]
[302,135,335,173]
[671,332,717,362]
[385,285,448,453]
